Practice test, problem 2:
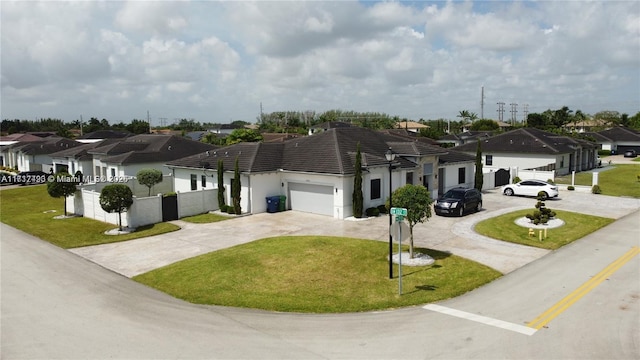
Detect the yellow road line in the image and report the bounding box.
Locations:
[528,246,639,330]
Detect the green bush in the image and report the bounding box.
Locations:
[598,149,611,156]
[547,179,555,184]
[513,176,521,184]
[592,185,602,194]
[163,192,177,197]
[219,204,229,213]
[567,186,575,191]
[226,206,237,214]
[365,207,380,217]
[377,205,388,214]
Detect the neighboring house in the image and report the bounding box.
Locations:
[49,139,123,176]
[167,127,449,219]
[87,134,217,179]
[210,123,243,135]
[586,126,640,153]
[380,129,440,146]
[308,121,352,135]
[437,131,493,147]
[393,121,429,133]
[76,130,132,144]
[437,150,476,194]
[452,128,599,177]
[0,133,47,167]
[1,136,81,172]
[563,119,607,133]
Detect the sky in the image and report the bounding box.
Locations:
[1,1,639,126]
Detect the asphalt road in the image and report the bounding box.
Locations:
[2,209,638,359]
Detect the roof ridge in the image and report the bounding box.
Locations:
[332,129,345,174]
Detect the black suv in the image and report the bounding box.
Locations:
[434,187,482,217]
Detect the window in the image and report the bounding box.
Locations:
[485,155,493,166]
[370,178,381,200]
[110,168,116,177]
[458,167,465,184]
[560,156,564,168]
[190,174,197,191]
[201,175,206,188]
[406,172,414,185]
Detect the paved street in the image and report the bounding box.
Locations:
[2,207,638,359]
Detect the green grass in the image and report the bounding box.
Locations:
[180,212,231,223]
[555,164,640,197]
[134,236,501,313]
[0,185,180,248]
[474,209,614,250]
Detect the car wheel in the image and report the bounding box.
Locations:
[476,201,482,212]
[504,188,514,196]
[539,192,548,200]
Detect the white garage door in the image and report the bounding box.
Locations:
[288,182,334,216]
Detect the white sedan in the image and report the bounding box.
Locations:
[502,179,559,199]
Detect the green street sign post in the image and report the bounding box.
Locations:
[390,207,407,216]
[389,207,408,295]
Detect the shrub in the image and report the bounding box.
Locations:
[567,186,575,191]
[592,185,602,194]
[219,204,229,213]
[163,192,177,197]
[377,204,388,214]
[526,193,556,225]
[226,206,237,214]
[598,149,611,156]
[365,207,380,217]
[547,179,555,185]
[513,176,521,184]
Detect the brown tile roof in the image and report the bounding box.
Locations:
[88,134,216,165]
[453,128,596,154]
[168,127,448,175]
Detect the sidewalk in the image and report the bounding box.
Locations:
[69,190,640,277]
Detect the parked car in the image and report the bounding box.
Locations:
[623,150,637,158]
[15,171,48,185]
[434,187,482,217]
[502,179,558,199]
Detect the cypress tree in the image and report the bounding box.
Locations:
[232,157,241,215]
[352,142,364,218]
[217,159,225,209]
[474,140,484,191]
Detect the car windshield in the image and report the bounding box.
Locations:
[442,190,465,200]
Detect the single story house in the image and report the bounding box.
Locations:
[586,127,640,154]
[86,134,217,179]
[452,128,599,177]
[167,127,451,219]
[1,136,81,173]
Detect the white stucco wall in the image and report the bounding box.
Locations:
[440,163,474,193]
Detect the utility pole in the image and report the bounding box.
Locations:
[510,103,518,126]
[497,102,505,122]
[522,104,529,125]
[260,102,264,124]
[80,115,83,136]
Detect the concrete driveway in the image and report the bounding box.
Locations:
[69,188,640,277]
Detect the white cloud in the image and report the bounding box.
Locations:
[1,1,638,123]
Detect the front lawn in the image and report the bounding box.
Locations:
[0,185,180,248]
[134,236,501,313]
[474,209,614,250]
[554,164,640,197]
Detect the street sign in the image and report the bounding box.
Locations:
[390,221,410,241]
[390,207,407,216]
